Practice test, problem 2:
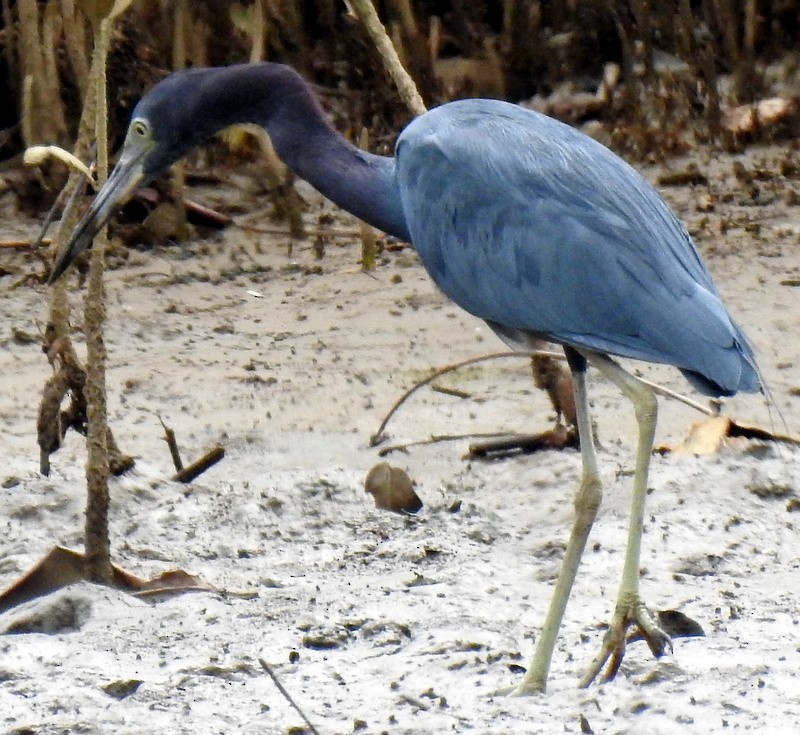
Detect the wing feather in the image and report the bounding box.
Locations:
[395,100,757,393]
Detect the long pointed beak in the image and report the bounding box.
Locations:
[48,143,147,284]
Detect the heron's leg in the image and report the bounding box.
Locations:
[513,347,602,695]
[578,354,671,688]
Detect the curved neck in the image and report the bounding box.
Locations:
[271,117,410,241]
[190,64,410,241]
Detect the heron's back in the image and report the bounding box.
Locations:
[394,99,759,396]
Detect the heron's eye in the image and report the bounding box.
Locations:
[131,120,149,138]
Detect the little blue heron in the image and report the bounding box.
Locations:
[48,63,761,693]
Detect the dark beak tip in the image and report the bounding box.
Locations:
[47,265,65,285]
[43,154,145,286]
[47,238,87,285]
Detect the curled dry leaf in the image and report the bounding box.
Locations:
[670,415,732,455]
[531,354,576,427]
[659,415,800,455]
[23,145,95,185]
[721,98,799,135]
[364,462,423,514]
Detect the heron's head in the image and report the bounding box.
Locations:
[48,64,278,283]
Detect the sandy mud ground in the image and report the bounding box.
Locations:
[1,144,799,734]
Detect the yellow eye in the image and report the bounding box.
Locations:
[131,119,149,137]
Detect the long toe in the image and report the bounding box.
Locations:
[632,601,673,659]
[579,598,673,688]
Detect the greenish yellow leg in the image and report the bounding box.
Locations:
[513,349,601,695]
[578,354,671,688]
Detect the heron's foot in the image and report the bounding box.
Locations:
[508,678,546,697]
[578,597,672,688]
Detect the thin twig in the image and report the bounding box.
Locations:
[0,239,51,249]
[370,350,716,446]
[637,375,716,416]
[377,432,513,457]
[258,658,321,735]
[369,350,563,445]
[430,384,471,399]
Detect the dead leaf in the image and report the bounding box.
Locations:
[364,463,422,513]
[0,546,217,615]
[102,679,143,700]
[531,355,576,427]
[721,98,798,135]
[128,569,217,598]
[670,415,732,455]
[660,415,800,456]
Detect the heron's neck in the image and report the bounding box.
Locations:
[277,126,410,242]
[251,66,410,241]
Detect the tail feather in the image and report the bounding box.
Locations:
[682,335,761,397]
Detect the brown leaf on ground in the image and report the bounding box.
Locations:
[0,546,217,615]
[364,463,423,513]
[659,416,800,455]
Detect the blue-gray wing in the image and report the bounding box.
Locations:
[394,99,758,395]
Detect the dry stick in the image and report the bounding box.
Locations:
[630,0,654,81]
[258,659,321,735]
[161,197,357,240]
[81,0,137,582]
[676,0,695,65]
[172,446,225,484]
[82,10,116,585]
[710,0,739,67]
[370,351,716,446]
[699,1,722,139]
[41,38,98,461]
[17,0,42,147]
[170,0,188,228]
[468,427,578,459]
[249,0,266,63]
[386,0,435,101]
[60,0,90,95]
[637,377,717,415]
[158,416,184,472]
[40,1,68,143]
[743,0,757,55]
[19,0,67,148]
[177,197,230,227]
[33,146,95,251]
[346,0,427,116]
[173,0,187,70]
